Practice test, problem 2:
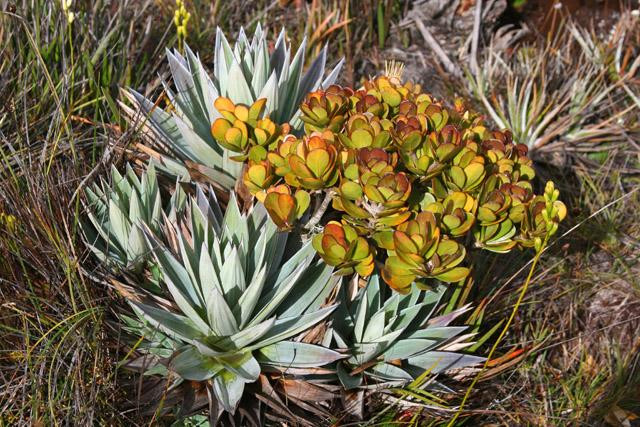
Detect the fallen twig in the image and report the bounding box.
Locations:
[413,17,462,78]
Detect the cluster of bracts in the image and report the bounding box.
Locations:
[210,76,566,293]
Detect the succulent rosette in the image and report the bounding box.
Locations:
[518,183,567,248]
[381,212,469,292]
[336,113,393,149]
[312,221,375,276]
[300,85,353,133]
[443,144,486,193]
[211,97,290,162]
[399,124,464,180]
[424,191,476,237]
[262,184,310,230]
[282,133,340,190]
[333,149,409,227]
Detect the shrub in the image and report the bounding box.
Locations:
[225,73,567,292]
[83,28,566,423]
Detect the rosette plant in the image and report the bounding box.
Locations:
[129,187,344,414]
[324,274,483,417]
[81,163,185,272]
[122,25,343,190]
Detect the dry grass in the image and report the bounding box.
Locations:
[465,9,640,153]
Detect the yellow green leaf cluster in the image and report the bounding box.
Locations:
[209,74,567,292]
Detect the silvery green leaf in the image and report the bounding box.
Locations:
[190,196,209,246]
[382,338,438,361]
[214,27,235,93]
[128,189,143,225]
[226,59,254,104]
[220,353,260,383]
[144,363,169,377]
[407,351,484,375]
[257,71,279,117]
[387,303,426,332]
[369,363,413,382]
[250,262,308,325]
[185,45,220,122]
[84,186,106,216]
[382,292,401,324]
[221,148,244,184]
[221,193,248,249]
[132,302,202,341]
[108,199,130,248]
[235,266,267,327]
[198,240,222,306]
[86,211,123,254]
[348,342,385,366]
[167,180,187,220]
[206,286,238,337]
[145,228,199,304]
[266,239,314,288]
[365,273,382,312]
[250,23,262,49]
[428,304,473,327]
[149,190,162,230]
[241,42,254,76]
[127,90,185,150]
[321,57,345,88]
[219,245,245,301]
[170,346,222,381]
[193,338,235,357]
[82,232,113,264]
[126,224,147,263]
[277,262,334,318]
[362,307,386,343]
[125,163,142,193]
[213,371,246,414]
[353,289,368,343]
[253,305,337,348]
[397,286,422,312]
[269,28,287,78]
[196,185,223,231]
[166,49,209,128]
[263,230,288,282]
[233,28,247,61]
[295,45,327,106]
[371,329,404,348]
[149,156,191,183]
[251,43,269,95]
[228,317,274,349]
[144,230,210,333]
[172,113,224,166]
[258,341,345,368]
[209,233,224,275]
[247,202,269,234]
[281,37,306,120]
[110,165,130,201]
[274,45,291,123]
[337,361,362,390]
[244,227,267,284]
[404,326,467,341]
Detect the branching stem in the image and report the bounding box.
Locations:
[304,190,335,231]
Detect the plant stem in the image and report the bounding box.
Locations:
[446,236,549,426]
[304,190,334,231]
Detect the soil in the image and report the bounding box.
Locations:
[503,0,625,36]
